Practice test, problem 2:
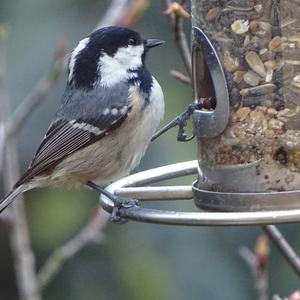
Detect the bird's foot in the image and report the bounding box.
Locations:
[110,196,139,223]
[86,181,139,223]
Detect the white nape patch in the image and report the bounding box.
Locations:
[99,45,144,87]
[68,37,90,82]
[69,120,103,135]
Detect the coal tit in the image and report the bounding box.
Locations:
[0,26,165,211]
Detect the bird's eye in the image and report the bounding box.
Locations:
[128,38,137,45]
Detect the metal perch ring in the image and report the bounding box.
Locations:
[99,160,300,225]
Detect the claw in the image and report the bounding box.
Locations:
[151,102,202,142]
[110,197,139,223]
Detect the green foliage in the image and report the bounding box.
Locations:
[27,189,95,248]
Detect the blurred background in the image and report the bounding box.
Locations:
[0,0,299,299]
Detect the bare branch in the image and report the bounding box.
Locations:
[239,235,269,300]
[0,124,4,171]
[119,0,150,27]
[96,0,149,29]
[0,26,41,300]
[4,55,67,140]
[0,26,9,174]
[288,291,300,300]
[96,0,131,28]
[37,209,109,291]
[262,225,300,278]
[272,295,283,300]
[7,180,41,300]
[163,1,192,79]
[170,69,192,85]
[174,14,192,78]
[239,246,257,274]
[273,291,300,300]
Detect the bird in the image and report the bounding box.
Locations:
[0,26,165,213]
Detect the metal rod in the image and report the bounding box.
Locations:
[107,206,300,226]
[114,186,193,200]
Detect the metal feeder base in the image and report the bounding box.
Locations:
[193,182,300,212]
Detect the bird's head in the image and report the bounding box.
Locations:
[68,26,164,89]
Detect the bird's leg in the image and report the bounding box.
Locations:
[87,181,139,223]
[151,101,202,142]
[176,102,200,142]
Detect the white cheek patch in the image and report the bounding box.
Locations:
[114,45,144,69]
[68,37,90,82]
[99,45,144,87]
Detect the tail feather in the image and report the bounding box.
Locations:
[0,185,26,213]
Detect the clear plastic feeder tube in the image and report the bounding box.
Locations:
[192,0,300,194]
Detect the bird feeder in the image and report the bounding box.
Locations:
[100,0,300,225]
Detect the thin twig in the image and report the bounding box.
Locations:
[273,291,300,300]
[5,150,41,300]
[96,0,130,29]
[0,26,8,174]
[262,225,300,278]
[239,248,269,300]
[239,236,269,300]
[272,295,283,300]
[118,0,150,27]
[170,69,191,85]
[37,208,109,291]
[0,124,4,171]
[239,246,257,273]
[96,0,149,29]
[0,27,41,300]
[4,56,67,140]
[173,14,192,78]
[163,0,192,79]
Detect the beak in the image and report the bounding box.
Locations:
[144,39,165,49]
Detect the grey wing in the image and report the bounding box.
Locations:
[15,84,131,187]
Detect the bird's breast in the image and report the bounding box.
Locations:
[121,77,165,169]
